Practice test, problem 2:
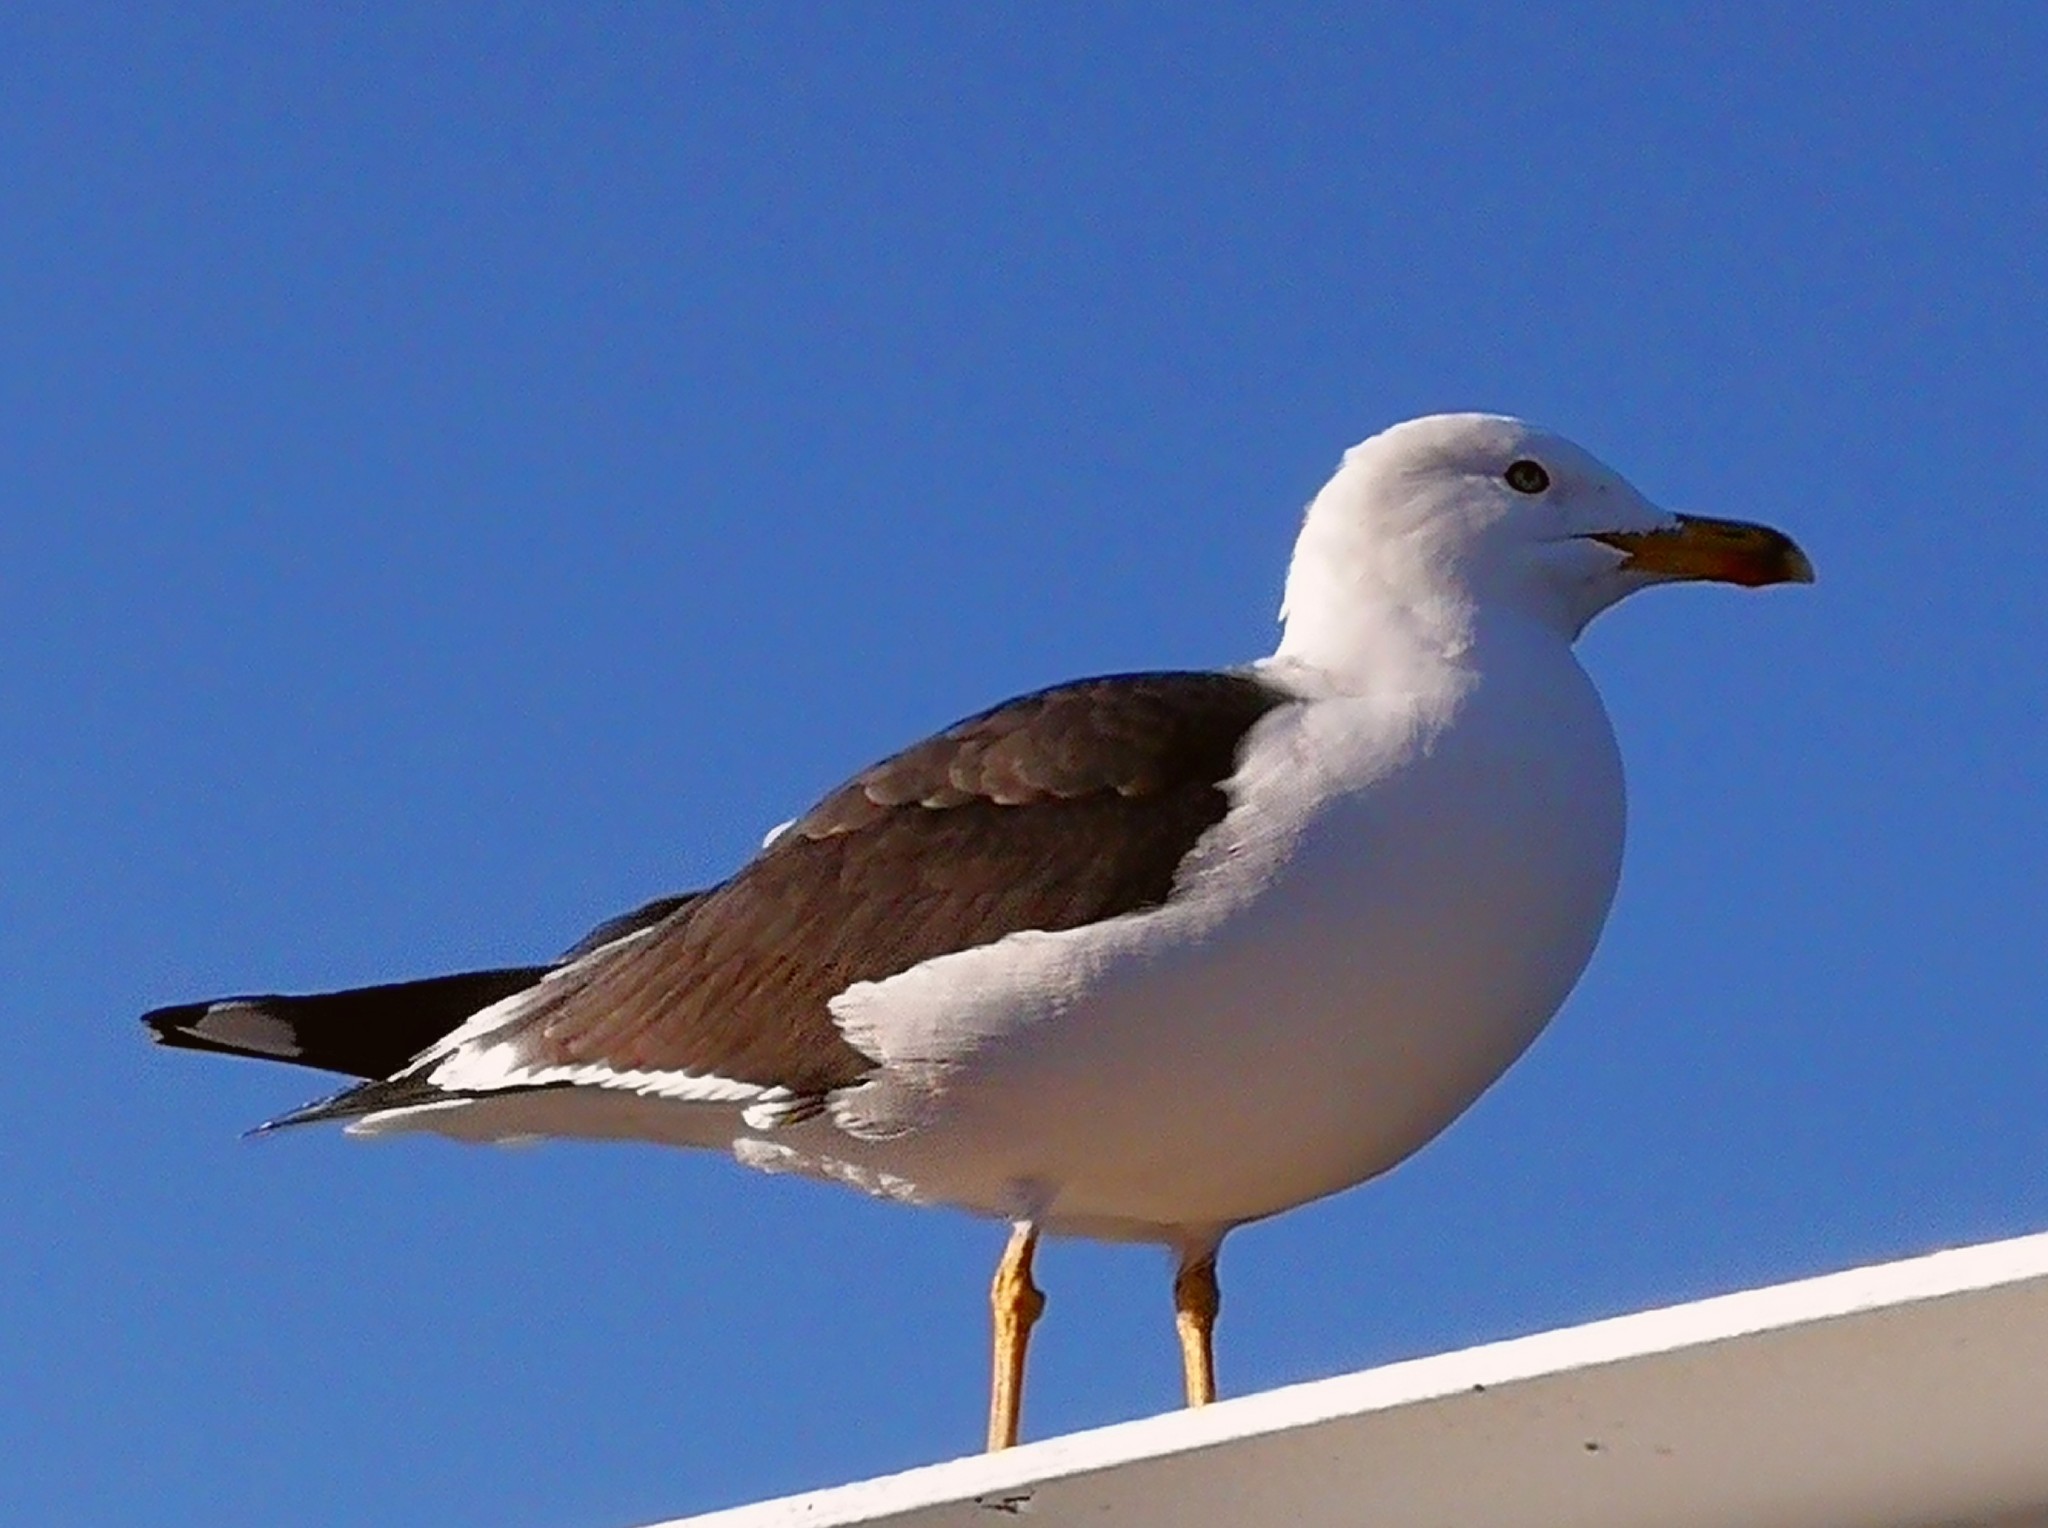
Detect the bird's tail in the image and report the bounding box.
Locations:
[142,967,552,1082]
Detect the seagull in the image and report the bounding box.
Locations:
[144,414,1812,1451]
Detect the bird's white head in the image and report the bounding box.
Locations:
[1275,413,1812,678]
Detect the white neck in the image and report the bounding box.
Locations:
[1271,484,1484,693]
[1268,447,1603,697]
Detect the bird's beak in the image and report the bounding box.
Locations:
[1586,514,1815,588]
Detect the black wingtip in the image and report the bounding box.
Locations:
[142,999,217,1044]
[141,994,320,1066]
[138,966,555,1081]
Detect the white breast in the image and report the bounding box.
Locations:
[797,634,1627,1243]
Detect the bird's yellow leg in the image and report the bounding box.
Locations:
[987,1221,1046,1451]
[1173,1249,1221,1407]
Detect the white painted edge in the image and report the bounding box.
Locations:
[653,1228,2048,1527]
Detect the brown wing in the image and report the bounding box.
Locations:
[494,670,1290,1097]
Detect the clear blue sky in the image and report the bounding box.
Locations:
[4,7,2044,1525]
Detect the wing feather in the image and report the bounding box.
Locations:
[459,671,1288,1099]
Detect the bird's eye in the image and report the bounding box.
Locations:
[1504,460,1551,495]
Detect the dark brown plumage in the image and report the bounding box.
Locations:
[207,670,1290,1133]
[497,669,1291,1100]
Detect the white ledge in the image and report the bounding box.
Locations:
[649,1229,2048,1528]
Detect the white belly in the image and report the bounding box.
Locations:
[789,648,1627,1242]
